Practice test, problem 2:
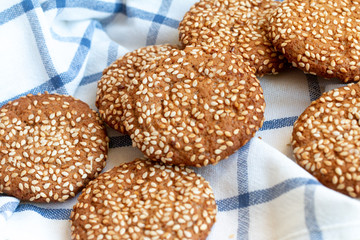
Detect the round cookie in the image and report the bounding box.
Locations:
[0,93,109,202]
[292,83,360,197]
[96,44,176,134]
[269,0,360,82]
[70,159,217,240]
[178,0,286,75]
[123,46,265,167]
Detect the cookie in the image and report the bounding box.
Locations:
[0,93,109,202]
[292,83,360,197]
[123,46,265,167]
[269,0,360,82]
[70,159,217,240]
[96,44,176,134]
[178,0,286,75]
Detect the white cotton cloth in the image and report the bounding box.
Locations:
[0,1,359,240]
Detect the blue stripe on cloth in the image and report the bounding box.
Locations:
[305,185,323,240]
[22,0,35,12]
[50,28,82,43]
[40,0,124,13]
[56,0,65,8]
[22,0,67,94]
[0,201,19,213]
[260,116,298,131]
[123,6,156,22]
[306,74,322,102]
[162,17,180,29]
[0,2,25,25]
[98,2,123,27]
[52,1,180,28]
[107,41,119,65]
[55,0,65,17]
[146,0,173,45]
[1,1,180,29]
[80,72,102,86]
[62,1,124,13]
[15,204,71,220]
[0,201,19,220]
[237,142,250,239]
[40,1,56,12]
[217,178,320,212]
[0,20,96,107]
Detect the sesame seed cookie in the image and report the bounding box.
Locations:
[178,0,286,76]
[0,93,109,202]
[96,44,176,134]
[123,46,265,167]
[292,83,360,197]
[70,159,217,240]
[269,0,360,82]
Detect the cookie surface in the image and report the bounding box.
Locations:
[269,0,360,82]
[70,159,217,240]
[123,46,265,167]
[96,44,176,134]
[0,93,109,202]
[292,84,360,197]
[179,0,286,75]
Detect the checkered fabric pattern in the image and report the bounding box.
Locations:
[1,0,360,239]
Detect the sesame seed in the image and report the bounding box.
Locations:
[121,46,264,167]
[0,93,109,202]
[292,83,360,197]
[270,0,360,82]
[178,0,285,75]
[70,159,216,239]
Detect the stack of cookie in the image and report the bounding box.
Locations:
[96,46,265,168]
[96,0,296,169]
[91,44,267,240]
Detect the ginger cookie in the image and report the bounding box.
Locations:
[70,159,217,240]
[0,93,109,202]
[292,83,360,197]
[269,0,360,82]
[123,46,265,167]
[178,0,286,75]
[96,44,176,134]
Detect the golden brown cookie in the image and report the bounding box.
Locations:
[269,0,360,82]
[179,0,286,75]
[70,159,217,240]
[292,83,360,197]
[96,44,176,134]
[123,46,265,167]
[0,93,109,202]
